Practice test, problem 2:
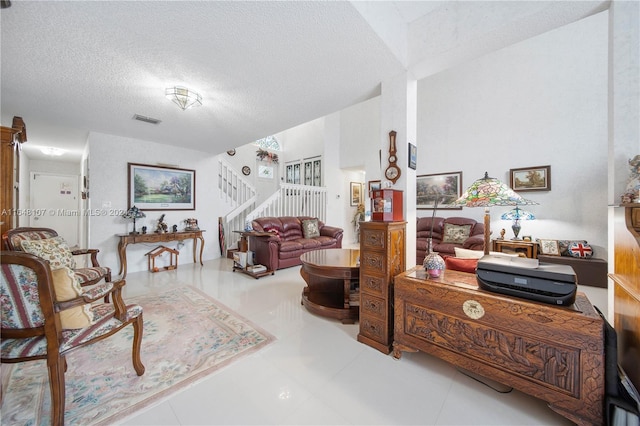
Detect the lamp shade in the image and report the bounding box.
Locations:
[123,206,146,220]
[455,172,537,254]
[500,206,536,221]
[455,172,537,208]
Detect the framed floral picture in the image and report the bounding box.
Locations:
[539,239,560,256]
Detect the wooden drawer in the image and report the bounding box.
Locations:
[360,251,386,275]
[360,292,387,320]
[359,314,387,342]
[360,274,386,297]
[360,227,386,251]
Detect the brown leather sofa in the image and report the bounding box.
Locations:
[416,216,485,264]
[249,216,344,271]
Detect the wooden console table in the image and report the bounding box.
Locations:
[393,267,604,426]
[116,230,205,278]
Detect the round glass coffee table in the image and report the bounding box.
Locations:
[300,248,360,324]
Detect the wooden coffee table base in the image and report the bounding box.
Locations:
[300,249,360,324]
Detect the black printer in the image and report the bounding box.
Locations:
[476,255,577,306]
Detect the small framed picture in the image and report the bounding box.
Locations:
[368,180,381,196]
[539,239,560,256]
[510,165,551,192]
[350,182,363,206]
[408,143,417,170]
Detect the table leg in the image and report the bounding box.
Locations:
[343,278,350,309]
[197,235,204,265]
[117,240,128,279]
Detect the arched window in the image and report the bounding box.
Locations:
[253,135,281,151]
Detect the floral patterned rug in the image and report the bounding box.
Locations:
[0,286,275,425]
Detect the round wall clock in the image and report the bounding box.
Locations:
[384,130,401,184]
[242,166,251,176]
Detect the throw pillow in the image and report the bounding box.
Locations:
[442,223,472,244]
[454,247,484,259]
[454,247,520,259]
[301,219,320,239]
[20,236,76,270]
[445,257,478,274]
[568,242,593,258]
[51,267,94,329]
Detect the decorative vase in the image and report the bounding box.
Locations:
[423,238,445,278]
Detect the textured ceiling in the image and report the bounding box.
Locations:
[0,1,609,162]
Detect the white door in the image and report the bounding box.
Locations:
[29,172,80,247]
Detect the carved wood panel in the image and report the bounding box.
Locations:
[394,268,605,426]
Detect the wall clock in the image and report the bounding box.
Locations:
[242,166,251,176]
[384,130,401,184]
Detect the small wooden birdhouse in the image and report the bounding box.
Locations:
[145,245,179,273]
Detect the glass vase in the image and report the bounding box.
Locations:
[423,238,445,278]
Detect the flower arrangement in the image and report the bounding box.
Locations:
[256,149,279,164]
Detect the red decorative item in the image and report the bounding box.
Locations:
[371,189,403,221]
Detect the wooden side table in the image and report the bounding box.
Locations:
[492,239,538,258]
[231,231,274,279]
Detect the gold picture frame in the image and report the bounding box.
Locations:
[510,165,551,192]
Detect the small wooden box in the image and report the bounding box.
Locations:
[371,189,403,222]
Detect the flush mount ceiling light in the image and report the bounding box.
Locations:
[165,86,202,110]
[40,146,65,156]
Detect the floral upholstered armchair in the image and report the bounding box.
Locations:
[2,227,112,289]
[0,251,145,425]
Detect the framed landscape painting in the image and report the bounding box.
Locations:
[416,171,462,209]
[128,163,195,210]
[510,165,551,192]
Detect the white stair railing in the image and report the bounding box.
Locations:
[217,158,328,255]
[246,183,327,223]
[218,159,257,254]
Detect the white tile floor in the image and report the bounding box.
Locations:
[119,251,608,426]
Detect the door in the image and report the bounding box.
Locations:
[29,172,79,246]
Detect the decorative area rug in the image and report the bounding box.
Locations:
[1,286,275,425]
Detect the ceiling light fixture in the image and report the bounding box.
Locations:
[165,86,202,110]
[40,147,65,156]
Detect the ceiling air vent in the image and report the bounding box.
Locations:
[133,114,162,125]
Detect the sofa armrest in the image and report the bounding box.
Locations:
[463,235,485,250]
[320,225,343,239]
[248,235,279,272]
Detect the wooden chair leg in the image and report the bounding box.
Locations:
[48,356,66,426]
[131,313,145,376]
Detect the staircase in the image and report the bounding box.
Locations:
[218,159,257,254]
[218,159,327,255]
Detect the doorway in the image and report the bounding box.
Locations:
[29,172,80,247]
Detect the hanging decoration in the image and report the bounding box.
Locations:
[256,149,279,164]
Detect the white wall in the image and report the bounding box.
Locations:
[416,11,609,258]
[88,132,221,275]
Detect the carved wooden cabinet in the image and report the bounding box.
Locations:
[357,221,406,354]
[393,267,604,426]
[1,117,26,237]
